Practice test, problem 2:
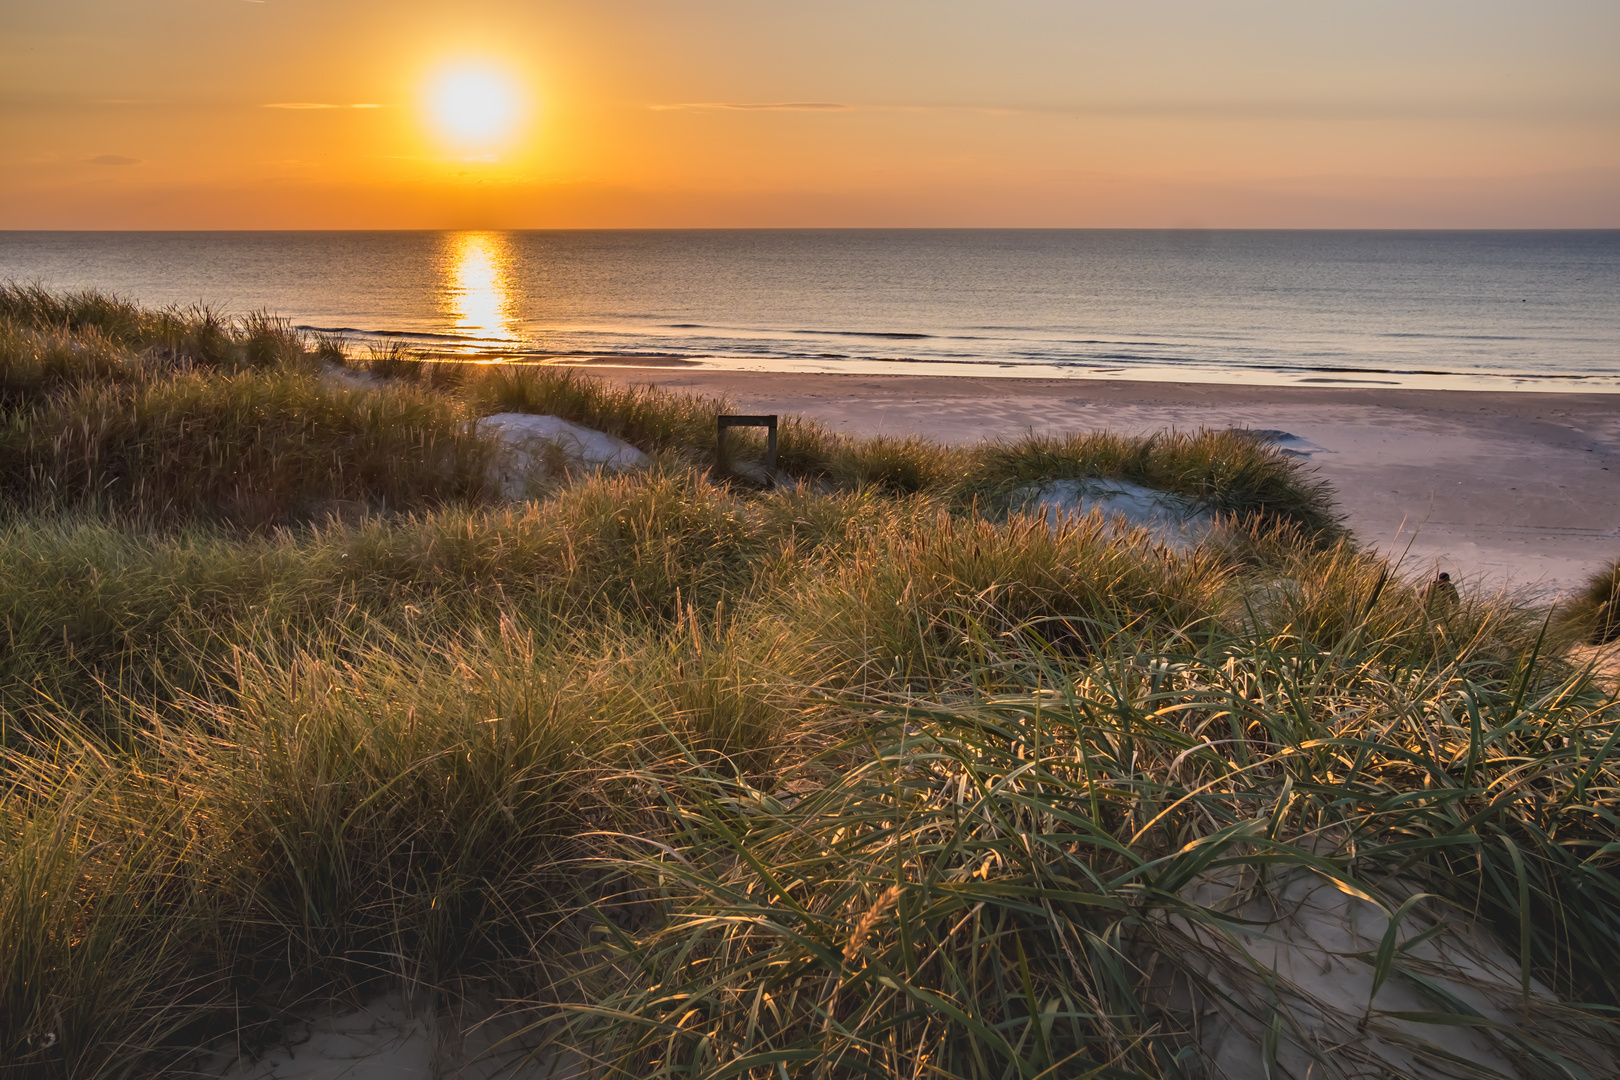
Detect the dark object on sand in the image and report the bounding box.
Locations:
[1425,572,1460,615]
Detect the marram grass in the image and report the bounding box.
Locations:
[966,427,1343,542]
[2,291,1617,1079]
[1565,559,1620,646]
[556,629,1620,1078]
[1,288,1348,541]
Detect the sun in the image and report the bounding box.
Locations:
[427,65,522,146]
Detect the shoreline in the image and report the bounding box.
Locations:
[588,368,1620,597]
[408,346,1620,394]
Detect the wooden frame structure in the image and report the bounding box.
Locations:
[716,414,779,478]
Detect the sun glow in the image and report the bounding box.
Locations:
[427,65,522,146]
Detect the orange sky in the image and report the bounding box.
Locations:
[3,0,1617,228]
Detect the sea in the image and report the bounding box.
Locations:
[1,229,1616,391]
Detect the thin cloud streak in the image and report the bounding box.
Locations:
[651,102,853,112]
[261,102,387,110]
[652,100,1618,122]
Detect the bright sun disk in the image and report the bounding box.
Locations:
[429,67,520,144]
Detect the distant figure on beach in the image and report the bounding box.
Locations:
[1424,572,1460,616]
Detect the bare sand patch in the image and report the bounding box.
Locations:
[1149,869,1608,1079]
[1018,477,1216,550]
[203,991,570,1080]
[477,412,650,498]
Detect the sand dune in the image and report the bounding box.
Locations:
[593,370,1620,597]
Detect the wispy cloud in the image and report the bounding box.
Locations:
[261,102,387,110]
[86,154,141,166]
[651,102,853,112]
[650,99,1618,121]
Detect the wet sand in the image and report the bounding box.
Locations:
[589,369,1620,598]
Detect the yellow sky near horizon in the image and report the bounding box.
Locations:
[2,0,1617,228]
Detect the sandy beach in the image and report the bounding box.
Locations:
[589,370,1620,598]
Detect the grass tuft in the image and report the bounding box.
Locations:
[556,623,1620,1078]
[967,428,1345,542]
[1565,558,1620,645]
[463,364,729,456]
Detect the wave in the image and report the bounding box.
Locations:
[792,329,934,340]
[291,319,1613,389]
[1379,332,1529,342]
[663,323,935,341]
[295,324,506,346]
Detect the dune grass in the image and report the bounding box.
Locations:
[0,476,919,739]
[0,284,304,375]
[2,292,1617,1078]
[965,428,1343,542]
[7,561,1614,1078]
[463,364,727,456]
[1565,559,1620,646]
[0,290,1347,540]
[0,368,490,527]
[559,629,1620,1077]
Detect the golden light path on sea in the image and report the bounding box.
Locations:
[445,231,517,342]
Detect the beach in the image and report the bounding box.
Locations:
[591,369,1620,598]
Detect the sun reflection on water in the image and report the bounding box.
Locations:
[443,232,517,342]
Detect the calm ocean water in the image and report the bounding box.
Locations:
[1,229,1616,390]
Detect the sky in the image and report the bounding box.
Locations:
[2,0,1617,229]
